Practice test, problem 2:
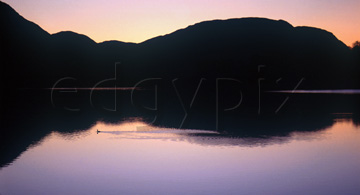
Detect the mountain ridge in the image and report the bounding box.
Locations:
[0,1,358,91]
[0,1,347,47]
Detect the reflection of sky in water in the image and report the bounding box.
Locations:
[268,89,360,94]
[0,120,360,195]
[93,121,328,147]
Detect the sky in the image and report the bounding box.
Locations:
[3,0,360,46]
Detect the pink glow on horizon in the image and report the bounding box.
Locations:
[3,0,360,46]
[48,87,138,91]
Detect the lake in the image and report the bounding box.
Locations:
[1,89,360,195]
[1,116,359,195]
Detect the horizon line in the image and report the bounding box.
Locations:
[1,0,352,47]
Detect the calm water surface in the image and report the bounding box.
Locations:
[1,119,360,195]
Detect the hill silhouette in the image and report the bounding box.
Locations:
[0,1,359,91]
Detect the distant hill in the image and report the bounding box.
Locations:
[0,1,359,90]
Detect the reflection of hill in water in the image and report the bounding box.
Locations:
[1,1,360,169]
[1,89,359,168]
[95,121,326,147]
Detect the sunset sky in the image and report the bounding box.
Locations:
[3,0,360,46]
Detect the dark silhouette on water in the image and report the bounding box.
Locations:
[0,1,359,168]
[0,88,359,168]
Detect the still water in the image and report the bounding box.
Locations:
[1,118,359,195]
